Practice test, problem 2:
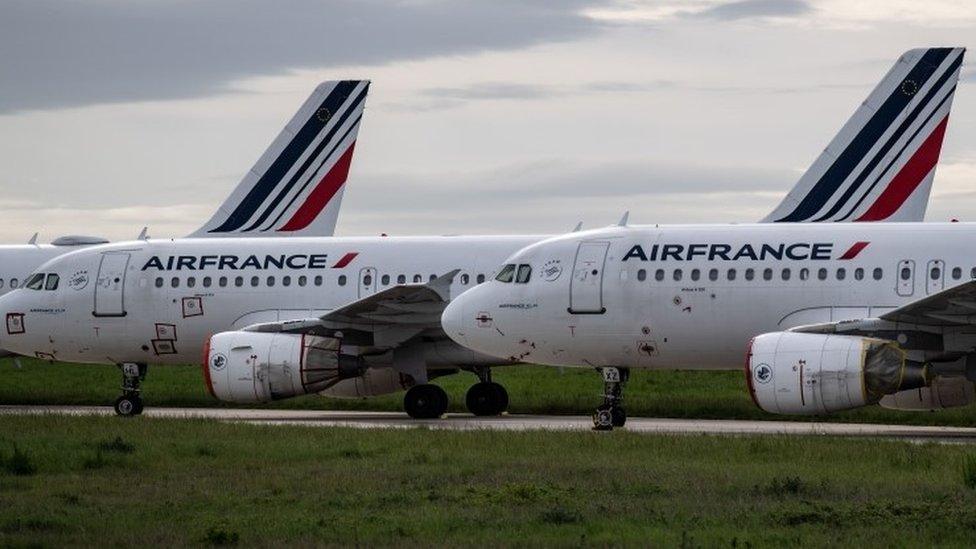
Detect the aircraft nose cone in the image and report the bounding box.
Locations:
[441,298,467,347]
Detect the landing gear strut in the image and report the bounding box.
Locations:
[465,368,509,416]
[114,362,146,417]
[404,384,448,419]
[593,367,628,431]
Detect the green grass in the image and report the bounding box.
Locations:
[1,415,976,546]
[3,357,976,426]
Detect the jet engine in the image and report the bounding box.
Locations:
[204,331,365,403]
[745,332,929,415]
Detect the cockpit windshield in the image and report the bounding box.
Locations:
[25,273,45,290]
[515,264,532,284]
[495,264,516,283]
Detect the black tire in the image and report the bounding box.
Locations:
[490,383,509,414]
[114,395,141,417]
[404,384,448,419]
[466,382,510,416]
[611,406,626,427]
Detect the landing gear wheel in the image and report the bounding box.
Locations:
[114,395,143,417]
[466,382,509,416]
[404,384,449,419]
[592,406,613,431]
[611,406,626,427]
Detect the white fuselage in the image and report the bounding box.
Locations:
[0,235,543,365]
[442,223,976,370]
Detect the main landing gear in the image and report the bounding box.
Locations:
[114,362,147,417]
[401,368,510,419]
[465,368,509,416]
[592,367,628,431]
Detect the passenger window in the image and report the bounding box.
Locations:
[854,268,864,281]
[495,264,516,283]
[516,265,532,284]
[298,275,307,287]
[397,274,406,284]
[952,267,962,280]
[781,268,791,281]
[9,279,17,289]
[655,269,665,282]
[900,267,911,281]
[170,277,179,288]
[332,276,340,287]
[762,268,772,281]
[250,276,259,287]
[187,277,196,288]
[873,268,883,281]
[460,274,470,285]
[363,274,372,286]
[477,274,485,284]
[378,274,387,286]
[267,276,275,287]
[836,268,846,281]
[44,274,59,291]
[818,268,828,281]
[283,276,291,287]
[971,267,976,279]
[799,268,809,281]
[673,269,683,282]
[727,269,736,281]
[691,269,700,281]
[745,268,754,281]
[203,276,212,288]
[413,275,423,283]
[219,276,228,288]
[637,269,646,282]
[930,266,941,280]
[155,277,164,288]
[0,279,5,289]
[708,268,718,282]
[430,274,437,282]
[235,276,244,287]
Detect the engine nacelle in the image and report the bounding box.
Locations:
[880,376,976,411]
[321,367,413,398]
[204,331,365,403]
[745,332,928,415]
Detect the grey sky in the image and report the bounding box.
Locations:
[0,0,974,241]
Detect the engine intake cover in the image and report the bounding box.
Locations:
[204,331,364,403]
[745,332,927,415]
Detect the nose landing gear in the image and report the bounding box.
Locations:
[593,367,628,431]
[114,362,147,417]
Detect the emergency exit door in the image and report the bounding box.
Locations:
[358,267,378,297]
[94,253,130,317]
[896,259,915,297]
[926,260,945,295]
[569,241,609,314]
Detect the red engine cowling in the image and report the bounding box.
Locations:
[204,331,364,403]
[745,332,928,415]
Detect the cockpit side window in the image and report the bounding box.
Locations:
[25,273,45,291]
[515,264,532,284]
[495,264,516,283]
[44,274,59,291]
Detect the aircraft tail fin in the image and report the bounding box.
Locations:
[762,47,965,223]
[190,80,369,237]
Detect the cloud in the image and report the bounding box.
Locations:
[0,0,606,113]
[690,0,812,20]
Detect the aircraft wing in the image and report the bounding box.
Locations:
[788,281,976,352]
[242,270,459,348]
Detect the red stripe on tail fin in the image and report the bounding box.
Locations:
[855,117,949,221]
[278,142,356,232]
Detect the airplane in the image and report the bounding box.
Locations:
[0,48,963,418]
[0,79,370,299]
[441,221,976,429]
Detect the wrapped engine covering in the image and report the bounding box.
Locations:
[745,332,928,415]
[321,367,413,398]
[880,376,976,411]
[204,331,364,403]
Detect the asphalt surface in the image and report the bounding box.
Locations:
[2,405,976,442]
